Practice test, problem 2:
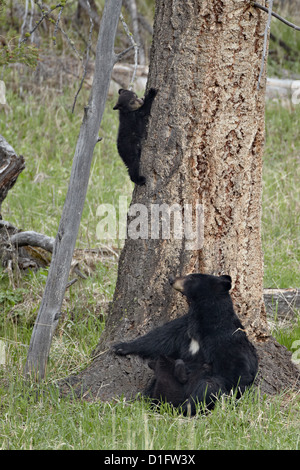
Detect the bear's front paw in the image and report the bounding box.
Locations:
[112,342,130,356]
[148,88,158,97]
[135,175,146,186]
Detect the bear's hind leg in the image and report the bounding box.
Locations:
[128,159,145,186]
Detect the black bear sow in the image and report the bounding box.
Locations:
[113,273,258,414]
[113,88,158,186]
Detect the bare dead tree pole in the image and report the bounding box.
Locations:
[24,0,123,380]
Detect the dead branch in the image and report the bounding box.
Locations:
[72,0,94,113]
[253,1,300,89]
[10,231,55,253]
[257,0,274,90]
[119,12,139,89]
[253,2,300,31]
[124,0,146,65]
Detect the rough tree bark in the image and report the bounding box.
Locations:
[63,0,299,399]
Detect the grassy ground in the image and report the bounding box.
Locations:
[0,382,299,450]
[0,60,299,449]
[263,104,300,288]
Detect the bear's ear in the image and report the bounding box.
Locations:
[118,88,125,94]
[219,275,232,291]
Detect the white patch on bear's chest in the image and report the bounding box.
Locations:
[189,338,200,355]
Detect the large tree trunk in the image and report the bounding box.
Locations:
[63,0,299,400]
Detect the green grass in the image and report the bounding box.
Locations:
[0,376,299,450]
[1,84,133,246]
[271,316,300,352]
[263,103,300,288]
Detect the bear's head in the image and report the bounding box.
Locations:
[169,273,232,301]
[113,89,144,112]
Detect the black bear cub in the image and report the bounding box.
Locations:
[146,356,189,409]
[113,88,157,186]
[113,273,258,415]
[145,356,214,414]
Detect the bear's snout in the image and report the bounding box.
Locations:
[171,277,185,293]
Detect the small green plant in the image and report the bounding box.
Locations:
[0,288,24,306]
[271,316,300,352]
[0,37,39,68]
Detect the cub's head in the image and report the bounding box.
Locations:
[113,89,144,112]
[169,273,232,301]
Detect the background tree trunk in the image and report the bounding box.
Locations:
[63,0,299,400]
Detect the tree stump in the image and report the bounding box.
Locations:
[0,135,25,212]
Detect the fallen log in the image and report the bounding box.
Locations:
[10,231,54,253]
[266,77,300,102]
[264,288,300,320]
